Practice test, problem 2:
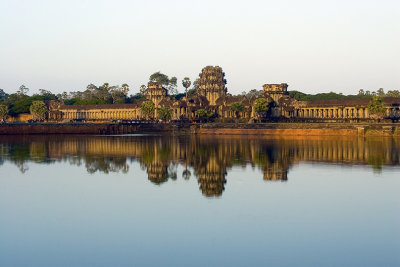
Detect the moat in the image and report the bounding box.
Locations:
[0,135,399,266]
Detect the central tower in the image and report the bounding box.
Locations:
[196,66,227,105]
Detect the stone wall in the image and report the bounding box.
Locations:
[0,122,192,135]
[1,122,399,137]
[195,123,400,137]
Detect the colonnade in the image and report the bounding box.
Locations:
[294,107,370,119]
[59,107,193,121]
[54,104,399,121]
[61,109,142,121]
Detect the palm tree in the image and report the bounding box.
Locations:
[182,77,191,98]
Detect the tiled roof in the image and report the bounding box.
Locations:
[60,103,141,110]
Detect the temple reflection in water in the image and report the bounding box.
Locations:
[0,135,399,197]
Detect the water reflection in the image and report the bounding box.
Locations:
[0,135,399,197]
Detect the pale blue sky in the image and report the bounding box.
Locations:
[0,0,399,95]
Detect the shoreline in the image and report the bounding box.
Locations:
[0,122,400,137]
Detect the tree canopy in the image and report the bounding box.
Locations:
[230,102,244,118]
[158,107,172,121]
[141,101,155,119]
[253,98,269,113]
[195,109,213,122]
[182,77,191,97]
[0,104,8,121]
[30,101,48,121]
[149,72,178,95]
[17,85,29,97]
[290,88,400,101]
[367,96,386,119]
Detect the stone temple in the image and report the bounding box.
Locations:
[48,65,400,122]
[197,66,227,106]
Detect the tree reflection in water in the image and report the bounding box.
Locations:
[0,135,399,196]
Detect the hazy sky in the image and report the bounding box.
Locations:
[0,0,399,95]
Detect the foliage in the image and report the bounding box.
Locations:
[182,77,191,97]
[0,85,57,116]
[141,101,155,119]
[158,107,172,121]
[149,72,178,94]
[195,109,213,122]
[377,88,385,97]
[386,90,400,97]
[64,98,108,105]
[0,104,8,121]
[128,93,145,102]
[149,72,170,86]
[0,89,9,100]
[192,78,199,90]
[65,83,129,105]
[29,101,48,120]
[289,90,349,101]
[367,96,386,119]
[110,83,130,104]
[17,84,29,97]
[290,88,400,101]
[244,89,262,99]
[174,93,185,100]
[230,102,244,118]
[168,77,178,95]
[253,98,269,113]
[6,95,39,115]
[187,89,196,98]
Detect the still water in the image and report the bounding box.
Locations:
[0,135,399,266]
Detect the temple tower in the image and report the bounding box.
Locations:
[263,83,289,103]
[197,66,227,106]
[146,82,168,106]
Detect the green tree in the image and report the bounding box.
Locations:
[158,107,172,121]
[187,89,196,98]
[253,98,270,119]
[182,77,191,98]
[386,90,400,97]
[246,89,262,99]
[377,88,385,97]
[168,77,178,95]
[141,101,155,119]
[149,72,178,94]
[121,83,129,95]
[0,89,8,100]
[253,98,269,113]
[358,89,365,96]
[0,104,8,122]
[367,96,386,120]
[84,83,98,100]
[9,96,33,115]
[98,83,112,101]
[29,101,48,121]
[192,78,199,90]
[110,84,129,104]
[230,102,244,119]
[195,109,213,122]
[149,72,170,86]
[17,84,29,97]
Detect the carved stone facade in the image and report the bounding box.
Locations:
[263,83,289,103]
[146,82,168,107]
[196,66,227,106]
[48,66,400,122]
